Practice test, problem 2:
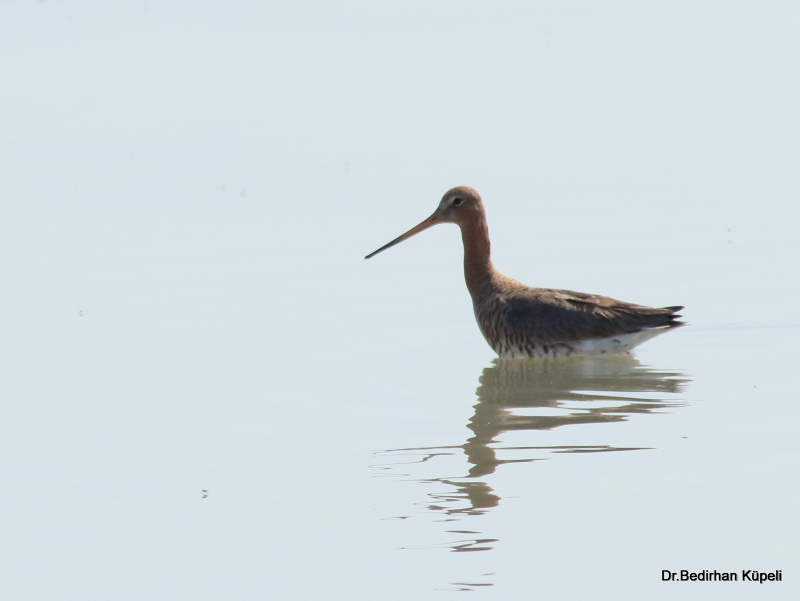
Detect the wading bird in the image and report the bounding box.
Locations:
[365,187,683,358]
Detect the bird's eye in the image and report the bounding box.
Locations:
[453,197,464,206]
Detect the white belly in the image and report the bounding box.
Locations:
[496,327,674,358]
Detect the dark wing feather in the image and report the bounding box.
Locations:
[501,288,683,345]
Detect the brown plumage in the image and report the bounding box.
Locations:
[365,186,684,357]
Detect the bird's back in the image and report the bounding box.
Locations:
[473,275,683,357]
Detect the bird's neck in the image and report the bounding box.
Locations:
[460,215,496,300]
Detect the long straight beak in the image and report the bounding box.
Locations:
[364,213,443,259]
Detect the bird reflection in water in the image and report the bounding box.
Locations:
[373,355,689,556]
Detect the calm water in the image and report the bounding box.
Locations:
[1,2,798,599]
